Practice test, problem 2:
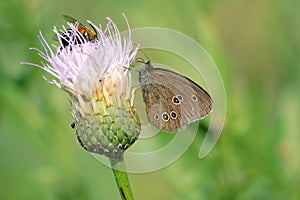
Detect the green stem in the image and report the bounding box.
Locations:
[109,154,134,200]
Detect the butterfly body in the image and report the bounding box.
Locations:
[139,61,212,132]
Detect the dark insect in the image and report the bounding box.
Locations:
[71,122,76,129]
[55,15,98,48]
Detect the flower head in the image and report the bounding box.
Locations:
[24,15,141,158]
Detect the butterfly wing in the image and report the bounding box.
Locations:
[141,66,212,132]
[141,83,182,132]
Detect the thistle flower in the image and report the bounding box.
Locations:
[23,15,141,160]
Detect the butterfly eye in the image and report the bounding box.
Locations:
[172,96,181,105]
[170,111,178,119]
[191,95,198,101]
[154,114,159,120]
[161,112,170,122]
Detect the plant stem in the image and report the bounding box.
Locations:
[109,154,134,200]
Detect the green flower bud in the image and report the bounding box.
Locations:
[73,95,140,158]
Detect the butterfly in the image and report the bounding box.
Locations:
[139,61,213,132]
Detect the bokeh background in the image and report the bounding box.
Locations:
[1,0,300,199]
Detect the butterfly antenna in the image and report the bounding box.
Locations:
[139,48,150,62]
[134,57,145,64]
[123,64,139,72]
[133,42,150,62]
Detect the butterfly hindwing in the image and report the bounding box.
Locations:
[142,83,182,132]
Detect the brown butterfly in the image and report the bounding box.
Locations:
[139,61,213,132]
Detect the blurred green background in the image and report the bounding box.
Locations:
[1,0,300,199]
